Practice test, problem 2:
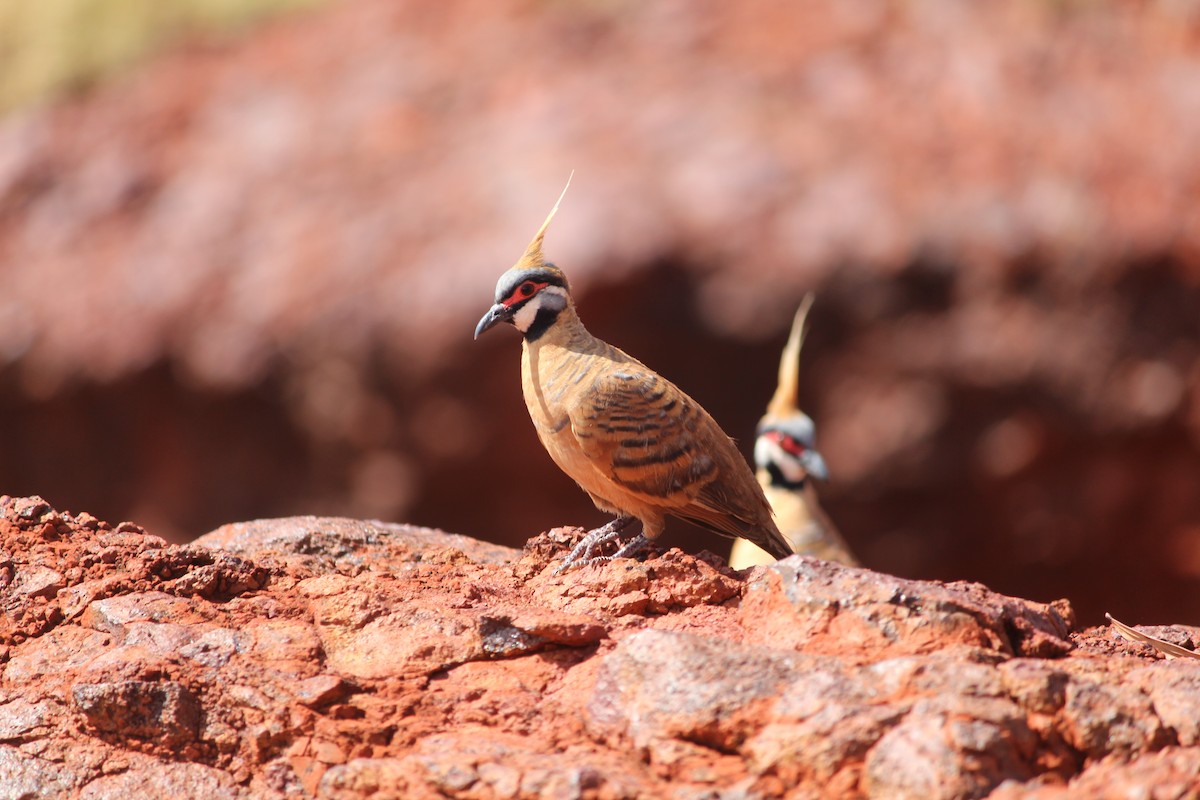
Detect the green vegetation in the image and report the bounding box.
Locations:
[0,0,323,113]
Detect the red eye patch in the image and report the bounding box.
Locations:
[502,280,550,308]
[765,429,807,457]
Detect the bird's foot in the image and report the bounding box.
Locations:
[553,517,642,574]
[584,534,651,566]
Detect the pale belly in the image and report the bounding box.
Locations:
[519,337,663,528]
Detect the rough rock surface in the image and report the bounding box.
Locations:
[1,0,1200,630]
[1,495,1197,798]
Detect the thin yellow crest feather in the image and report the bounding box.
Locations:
[517,171,574,269]
[765,293,815,419]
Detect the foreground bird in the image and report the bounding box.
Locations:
[728,296,859,569]
[474,182,792,571]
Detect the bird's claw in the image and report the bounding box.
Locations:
[609,534,650,561]
[553,517,643,574]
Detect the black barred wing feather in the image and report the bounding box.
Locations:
[683,471,792,557]
[570,363,713,500]
[569,356,789,556]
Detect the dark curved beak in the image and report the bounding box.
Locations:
[800,449,830,482]
[474,303,514,340]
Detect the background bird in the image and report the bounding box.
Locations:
[728,295,859,569]
[474,182,793,571]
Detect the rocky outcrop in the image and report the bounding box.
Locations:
[1,0,1199,630]
[1,495,1196,798]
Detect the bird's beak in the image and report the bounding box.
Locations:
[800,449,830,482]
[474,302,514,339]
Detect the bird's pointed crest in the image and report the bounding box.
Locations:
[765,293,815,419]
[513,172,573,273]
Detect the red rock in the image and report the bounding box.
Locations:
[321,732,649,800]
[11,565,65,599]
[3,624,113,682]
[294,675,351,709]
[0,497,1197,798]
[1130,662,1200,747]
[195,517,520,568]
[588,629,807,753]
[2,0,1199,636]
[989,747,1200,800]
[740,556,1074,659]
[863,695,1037,800]
[1059,675,1171,759]
[0,696,53,742]
[0,743,86,796]
[73,680,201,746]
[525,532,743,620]
[78,760,251,800]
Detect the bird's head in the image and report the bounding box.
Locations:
[474,176,576,342]
[473,264,572,341]
[755,293,830,487]
[755,414,829,486]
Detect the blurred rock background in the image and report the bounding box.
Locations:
[1,0,1198,625]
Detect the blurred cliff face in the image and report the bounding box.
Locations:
[1,0,1199,624]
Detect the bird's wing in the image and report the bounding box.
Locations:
[569,359,778,544]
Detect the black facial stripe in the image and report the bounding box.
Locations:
[765,462,807,490]
[523,305,561,342]
[505,296,534,315]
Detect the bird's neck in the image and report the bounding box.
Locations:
[522,302,591,348]
[520,304,596,427]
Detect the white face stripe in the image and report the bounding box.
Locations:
[512,286,567,332]
[755,436,808,483]
[512,296,541,332]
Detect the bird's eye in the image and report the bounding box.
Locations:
[520,281,536,297]
[769,431,806,456]
[781,436,806,456]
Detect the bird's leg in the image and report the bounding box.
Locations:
[554,516,640,574]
